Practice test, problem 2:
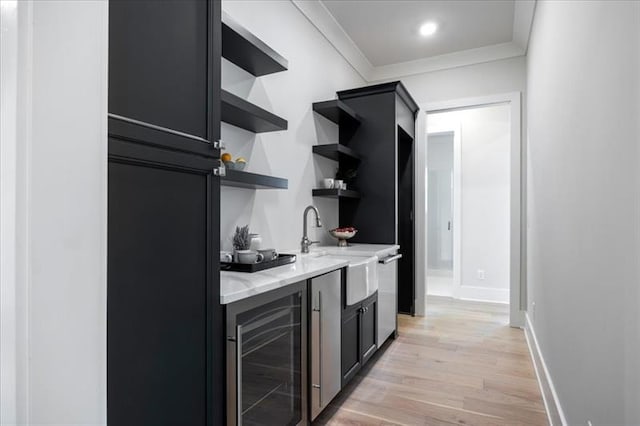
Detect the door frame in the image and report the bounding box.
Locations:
[415,92,524,327]
[1,1,20,422]
[425,126,462,299]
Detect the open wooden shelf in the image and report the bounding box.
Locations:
[313,144,361,163]
[221,169,288,190]
[222,12,288,77]
[221,90,287,133]
[312,188,360,199]
[312,100,360,127]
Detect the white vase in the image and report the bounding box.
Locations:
[249,233,262,251]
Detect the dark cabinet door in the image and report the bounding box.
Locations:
[107,152,221,426]
[360,295,378,366]
[109,0,218,142]
[341,303,361,386]
[341,292,379,387]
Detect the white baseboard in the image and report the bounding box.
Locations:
[457,285,509,304]
[525,313,567,426]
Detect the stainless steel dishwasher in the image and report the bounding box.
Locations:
[377,252,402,345]
[309,270,342,421]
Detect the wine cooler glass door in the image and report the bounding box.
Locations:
[227,283,306,426]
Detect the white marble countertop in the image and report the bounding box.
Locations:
[220,254,349,304]
[311,243,400,258]
[220,244,399,305]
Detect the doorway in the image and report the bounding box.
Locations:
[425,130,458,298]
[427,103,511,305]
[415,93,523,327]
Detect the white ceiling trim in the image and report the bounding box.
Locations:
[513,0,536,52]
[291,0,536,82]
[291,0,374,81]
[370,41,524,81]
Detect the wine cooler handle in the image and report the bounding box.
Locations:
[236,324,243,426]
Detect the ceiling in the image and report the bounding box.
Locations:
[292,0,535,81]
[322,0,515,67]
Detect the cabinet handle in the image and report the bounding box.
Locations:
[236,324,243,426]
[213,140,226,150]
[318,291,323,408]
[379,254,403,264]
[108,113,209,143]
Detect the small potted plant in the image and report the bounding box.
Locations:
[233,225,251,260]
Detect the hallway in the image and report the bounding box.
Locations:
[318,297,547,425]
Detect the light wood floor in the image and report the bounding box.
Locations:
[315,297,548,426]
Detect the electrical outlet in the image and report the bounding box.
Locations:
[477,269,485,280]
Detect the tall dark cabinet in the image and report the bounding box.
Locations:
[336,82,419,315]
[107,1,224,425]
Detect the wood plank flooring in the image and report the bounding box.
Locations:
[315,297,548,426]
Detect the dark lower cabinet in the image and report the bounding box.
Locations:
[108,153,221,425]
[360,295,378,366]
[341,292,378,387]
[341,303,361,385]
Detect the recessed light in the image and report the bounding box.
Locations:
[419,21,438,37]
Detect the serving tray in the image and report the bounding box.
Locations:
[220,253,297,273]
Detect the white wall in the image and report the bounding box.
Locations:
[395,56,526,105]
[428,105,511,304]
[220,0,365,252]
[1,1,108,424]
[526,1,640,424]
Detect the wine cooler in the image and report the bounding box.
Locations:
[226,281,307,426]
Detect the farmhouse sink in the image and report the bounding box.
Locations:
[344,255,378,306]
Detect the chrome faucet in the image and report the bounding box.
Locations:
[301,205,322,253]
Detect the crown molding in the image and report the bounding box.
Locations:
[291,0,373,81]
[513,0,536,53]
[291,0,535,82]
[370,41,524,81]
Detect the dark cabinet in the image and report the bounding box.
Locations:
[337,82,418,315]
[341,292,378,387]
[360,295,378,366]
[108,158,220,426]
[341,302,361,385]
[108,0,218,140]
[107,1,223,425]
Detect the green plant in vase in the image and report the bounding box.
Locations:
[232,225,251,261]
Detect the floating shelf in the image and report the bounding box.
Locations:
[313,144,361,163]
[221,90,287,133]
[222,12,288,77]
[312,100,360,127]
[312,188,360,199]
[222,169,288,190]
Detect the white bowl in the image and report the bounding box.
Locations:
[329,229,357,246]
[329,230,357,239]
